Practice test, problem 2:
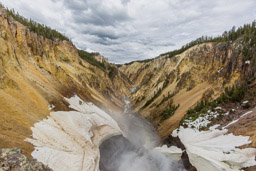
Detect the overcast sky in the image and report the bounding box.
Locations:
[1,0,256,63]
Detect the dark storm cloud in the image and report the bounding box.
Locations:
[1,0,256,63]
[92,38,119,46]
[84,29,120,40]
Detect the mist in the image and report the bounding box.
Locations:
[99,97,185,171]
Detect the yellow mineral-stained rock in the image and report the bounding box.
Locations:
[0,7,132,156]
[120,42,246,138]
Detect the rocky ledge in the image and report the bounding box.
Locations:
[0,148,52,171]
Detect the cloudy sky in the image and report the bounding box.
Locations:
[1,0,256,63]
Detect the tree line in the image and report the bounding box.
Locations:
[162,20,256,58]
[6,8,70,41]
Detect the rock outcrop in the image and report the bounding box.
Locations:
[0,148,52,170]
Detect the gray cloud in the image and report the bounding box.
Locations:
[1,0,256,63]
[64,0,130,26]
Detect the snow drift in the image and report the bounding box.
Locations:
[25,95,122,171]
[174,125,256,171]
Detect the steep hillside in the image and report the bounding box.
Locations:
[120,26,256,140]
[0,7,132,156]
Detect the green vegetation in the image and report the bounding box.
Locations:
[108,65,117,79]
[142,88,163,108]
[124,20,256,65]
[162,21,256,59]
[241,22,256,62]
[224,85,245,103]
[160,100,179,121]
[180,83,247,125]
[78,50,118,77]
[178,22,256,125]
[157,91,175,107]
[78,50,106,71]
[124,58,154,65]
[115,64,122,67]
[162,78,170,90]
[182,100,210,123]
[142,77,173,108]
[6,8,70,41]
[142,75,175,108]
[243,102,251,109]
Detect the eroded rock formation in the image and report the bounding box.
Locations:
[120,40,255,139]
[0,6,132,156]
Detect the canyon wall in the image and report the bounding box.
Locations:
[120,39,255,138]
[0,7,132,156]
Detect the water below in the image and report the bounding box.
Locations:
[99,97,186,171]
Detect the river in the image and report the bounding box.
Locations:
[99,96,186,171]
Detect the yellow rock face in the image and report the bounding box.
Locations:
[120,42,245,138]
[0,9,131,156]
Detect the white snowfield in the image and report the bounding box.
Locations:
[176,126,256,171]
[25,95,122,171]
[183,110,219,130]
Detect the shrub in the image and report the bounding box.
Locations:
[180,82,250,126]
[243,103,251,109]
[160,102,179,121]
[142,88,163,108]
[78,50,106,71]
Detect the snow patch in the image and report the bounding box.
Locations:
[215,106,222,110]
[218,67,223,73]
[26,95,122,171]
[223,111,229,116]
[183,110,219,130]
[176,126,256,171]
[130,85,137,93]
[245,60,250,64]
[48,104,55,110]
[171,129,178,137]
[243,100,249,104]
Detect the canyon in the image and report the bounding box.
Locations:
[1,5,256,171]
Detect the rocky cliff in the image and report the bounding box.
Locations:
[0,7,132,157]
[120,37,256,141]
